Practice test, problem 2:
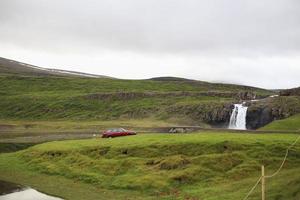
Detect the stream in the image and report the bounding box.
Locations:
[0,180,63,200]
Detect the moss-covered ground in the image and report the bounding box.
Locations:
[261,114,300,132]
[0,132,300,200]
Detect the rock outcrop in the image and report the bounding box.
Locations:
[166,102,233,128]
[280,87,300,96]
[246,96,300,129]
[237,91,257,100]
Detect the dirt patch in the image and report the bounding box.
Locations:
[0,124,15,130]
[0,133,95,143]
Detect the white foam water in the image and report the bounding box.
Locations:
[0,188,63,200]
[228,104,248,130]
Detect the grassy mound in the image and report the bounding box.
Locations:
[1,133,300,199]
[260,114,300,131]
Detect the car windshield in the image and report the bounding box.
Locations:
[109,128,126,132]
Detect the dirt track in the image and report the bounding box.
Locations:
[0,133,97,143]
[0,126,299,144]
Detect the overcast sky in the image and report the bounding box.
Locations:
[1,0,300,89]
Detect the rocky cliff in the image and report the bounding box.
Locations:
[166,101,233,128]
[280,87,300,96]
[164,91,300,130]
[246,96,300,129]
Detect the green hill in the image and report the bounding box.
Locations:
[0,57,273,130]
[0,57,109,78]
[0,133,299,200]
[1,58,300,200]
[0,76,270,130]
[2,57,300,131]
[260,113,300,131]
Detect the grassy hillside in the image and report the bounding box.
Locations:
[0,75,272,127]
[0,57,108,78]
[0,57,278,130]
[260,114,300,131]
[5,57,300,131]
[0,133,300,200]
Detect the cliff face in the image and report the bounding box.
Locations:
[246,96,300,129]
[237,91,258,100]
[246,105,273,129]
[167,102,234,128]
[166,92,300,130]
[280,87,300,96]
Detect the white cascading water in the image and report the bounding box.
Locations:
[228,104,248,130]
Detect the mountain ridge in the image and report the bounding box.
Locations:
[0,57,112,78]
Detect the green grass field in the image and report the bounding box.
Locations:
[0,133,300,200]
[0,76,272,123]
[261,114,300,131]
[1,60,300,200]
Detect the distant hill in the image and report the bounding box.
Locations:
[149,76,196,82]
[1,56,286,130]
[0,57,111,78]
[149,76,270,94]
[0,56,299,131]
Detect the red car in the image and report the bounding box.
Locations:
[102,128,137,138]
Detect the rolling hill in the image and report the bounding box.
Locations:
[0,57,276,130]
[1,133,300,200]
[0,57,110,78]
[1,56,300,131]
[1,57,300,200]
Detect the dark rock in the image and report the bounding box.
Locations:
[237,91,257,100]
[0,180,24,195]
[166,102,234,128]
[246,106,273,129]
[246,96,300,129]
[280,87,300,96]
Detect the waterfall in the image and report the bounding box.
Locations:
[228,104,248,130]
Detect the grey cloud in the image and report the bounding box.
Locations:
[0,0,300,89]
[1,0,300,54]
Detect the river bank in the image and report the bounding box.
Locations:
[0,180,63,200]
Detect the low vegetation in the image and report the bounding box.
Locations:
[0,75,273,131]
[0,133,300,200]
[1,58,300,200]
[261,113,300,131]
[0,143,35,153]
